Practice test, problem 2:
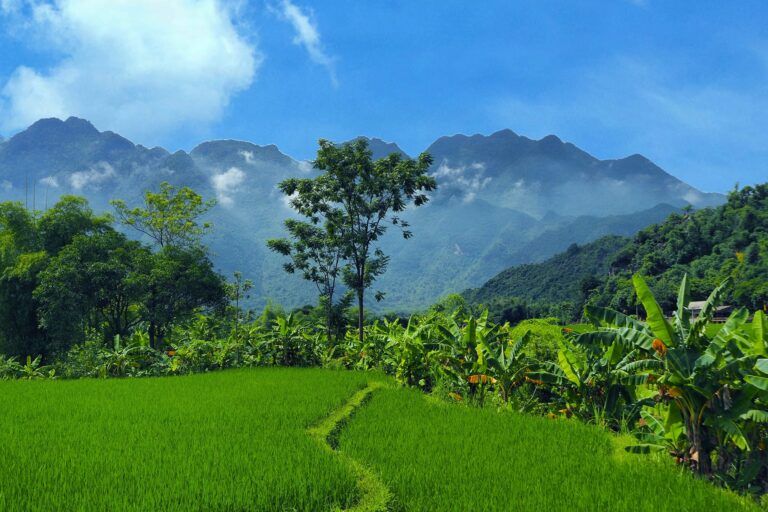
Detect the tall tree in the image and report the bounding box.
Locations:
[267,218,346,344]
[281,139,436,341]
[34,231,148,348]
[112,183,223,348]
[143,246,227,348]
[226,271,254,334]
[111,182,214,249]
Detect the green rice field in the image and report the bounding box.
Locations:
[0,368,370,511]
[0,369,759,511]
[340,387,758,512]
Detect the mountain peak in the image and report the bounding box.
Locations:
[489,128,519,139]
[538,134,562,144]
[23,116,99,137]
[64,116,98,133]
[190,139,294,166]
[348,136,408,159]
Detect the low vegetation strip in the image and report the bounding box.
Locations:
[307,381,391,512]
[340,388,759,512]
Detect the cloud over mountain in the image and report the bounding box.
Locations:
[0,0,260,140]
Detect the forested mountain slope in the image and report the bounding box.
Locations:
[467,184,768,321]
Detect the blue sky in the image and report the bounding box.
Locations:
[1,1,766,192]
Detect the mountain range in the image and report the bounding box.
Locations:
[0,117,724,311]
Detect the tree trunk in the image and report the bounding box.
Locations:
[326,294,334,347]
[357,288,364,343]
[685,411,711,474]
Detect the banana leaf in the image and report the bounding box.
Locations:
[585,305,649,332]
[632,274,676,346]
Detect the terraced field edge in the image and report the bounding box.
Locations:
[307,382,391,512]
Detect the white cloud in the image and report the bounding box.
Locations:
[432,160,491,204]
[40,175,59,188]
[211,166,245,206]
[69,162,116,190]
[682,189,703,205]
[273,0,337,86]
[279,190,298,209]
[297,160,313,173]
[0,0,260,140]
[239,150,255,164]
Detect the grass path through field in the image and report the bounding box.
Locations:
[307,381,392,512]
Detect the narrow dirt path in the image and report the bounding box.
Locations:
[307,382,391,512]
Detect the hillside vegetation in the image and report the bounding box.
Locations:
[465,235,627,321]
[467,184,768,320]
[593,184,768,313]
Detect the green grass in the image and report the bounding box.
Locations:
[0,368,372,511]
[0,368,759,511]
[339,387,759,512]
[565,322,595,333]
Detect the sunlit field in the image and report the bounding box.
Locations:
[0,369,370,511]
[0,369,761,511]
[340,387,758,512]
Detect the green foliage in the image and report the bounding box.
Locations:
[0,187,227,358]
[35,231,148,346]
[111,181,214,248]
[580,274,767,491]
[0,251,49,356]
[278,138,436,340]
[37,196,111,253]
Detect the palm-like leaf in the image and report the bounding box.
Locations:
[632,274,676,346]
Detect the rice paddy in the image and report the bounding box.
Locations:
[0,369,759,511]
[339,387,759,512]
[0,368,371,511]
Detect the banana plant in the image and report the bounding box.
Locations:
[0,355,22,379]
[19,355,54,380]
[434,310,504,384]
[486,330,535,403]
[263,313,316,367]
[531,332,654,425]
[625,409,687,459]
[383,317,441,388]
[99,334,154,377]
[589,273,767,477]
